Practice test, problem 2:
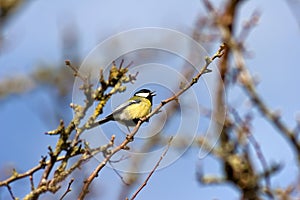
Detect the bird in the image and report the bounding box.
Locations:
[95,89,156,129]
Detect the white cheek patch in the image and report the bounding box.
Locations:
[135,92,149,98]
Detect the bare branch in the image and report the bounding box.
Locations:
[65,60,87,83]
[59,178,74,200]
[78,45,224,199]
[0,156,47,187]
[6,185,16,200]
[129,137,173,200]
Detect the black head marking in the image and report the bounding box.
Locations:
[134,89,156,103]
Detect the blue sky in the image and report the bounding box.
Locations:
[1,0,300,199]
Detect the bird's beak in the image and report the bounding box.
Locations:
[151,91,156,96]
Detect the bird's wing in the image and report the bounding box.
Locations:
[96,99,142,125]
[111,99,141,115]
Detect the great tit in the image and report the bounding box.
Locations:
[96,89,156,127]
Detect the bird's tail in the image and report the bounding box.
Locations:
[96,116,113,125]
[96,114,114,125]
[88,115,114,129]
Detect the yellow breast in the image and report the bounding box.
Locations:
[124,99,151,119]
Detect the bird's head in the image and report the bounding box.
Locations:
[134,89,156,102]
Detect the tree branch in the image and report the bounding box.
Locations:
[128,137,173,200]
[78,45,224,199]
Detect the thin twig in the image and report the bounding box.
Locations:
[0,157,47,187]
[29,174,35,191]
[230,107,272,192]
[247,133,271,188]
[238,10,260,43]
[6,185,16,200]
[108,161,129,185]
[59,178,74,200]
[65,60,87,83]
[129,137,173,200]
